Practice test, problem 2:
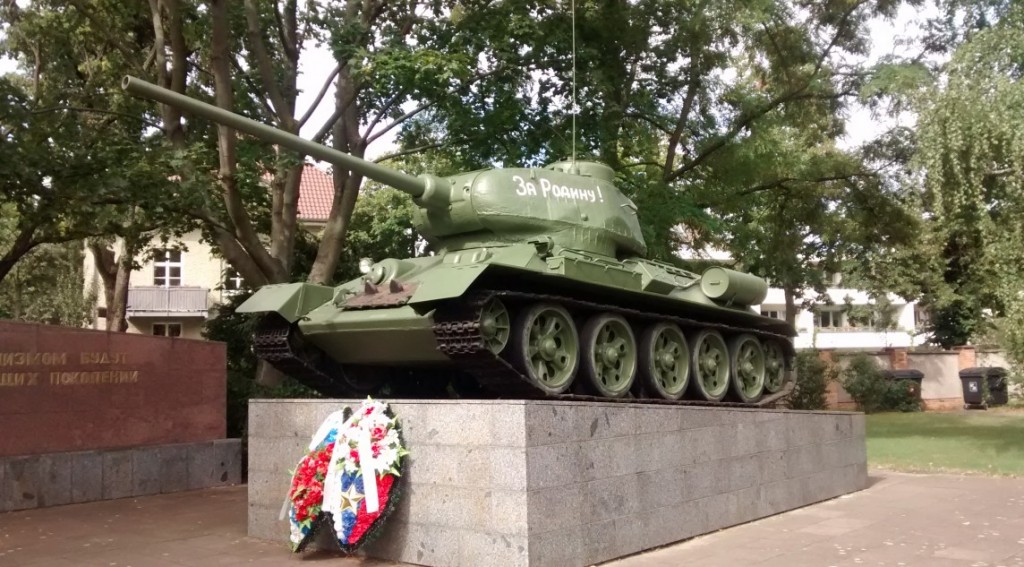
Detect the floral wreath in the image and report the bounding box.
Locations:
[284,398,408,553]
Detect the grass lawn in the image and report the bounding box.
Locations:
[867,408,1024,476]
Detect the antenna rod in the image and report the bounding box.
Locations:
[571,0,577,167]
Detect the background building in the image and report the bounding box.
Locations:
[82,165,333,340]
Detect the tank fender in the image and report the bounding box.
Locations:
[236,282,335,323]
[408,263,488,304]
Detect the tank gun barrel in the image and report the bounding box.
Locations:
[122,76,439,201]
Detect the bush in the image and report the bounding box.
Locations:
[840,354,921,413]
[787,350,837,410]
[203,292,318,441]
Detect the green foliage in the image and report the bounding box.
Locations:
[787,350,837,411]
[913,6,1024,352]
[202,293,318,440]
[840,354,921,414]
[0,230,95,326]
[334,187,419,283]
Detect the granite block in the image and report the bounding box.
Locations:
[101,450,133,500]
[71,451,103,503]
[246,437,307,474]
[36,453,72,507]
[131,447,162,496]
[582,515,644,566]
[574,404,636,441]
[365,521,461,567]
[758,450,787,484]
[582,475,641,525]
[678,407,724,430]
[679,460,718,502]
[525,402,577,446]
[527,484,585,535]
[635,405,683,435]
[633,431,695,473]
[852,413,866,439]
[725,454,761,493]
[459,530,529,567]
[529,525,584,567]
[187,440,240,490]
[526,442,583,490]
[639,500,707,550]
[403,483,495,531]
[247,501,284,542]
[580,435,641,481]
[158,444,189,493]
[637,467,683,510]
[4,456,40,511]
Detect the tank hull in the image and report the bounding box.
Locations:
[242,244,797,404]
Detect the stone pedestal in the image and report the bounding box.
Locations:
[248,400,867,567]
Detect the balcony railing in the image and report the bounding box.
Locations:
[126,286,210,318]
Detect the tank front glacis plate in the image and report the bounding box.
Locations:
[297,304,446,365]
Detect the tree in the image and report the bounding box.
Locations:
[398,0,919,299]
[913,5,1024,351]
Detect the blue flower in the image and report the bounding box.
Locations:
[339,509,357,543]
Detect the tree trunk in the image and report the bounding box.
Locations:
[106,238,134,333]
[0,225,39,284]
[88,242,118,316]
[784,286,799,328]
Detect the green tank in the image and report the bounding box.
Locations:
[124,76,796,405]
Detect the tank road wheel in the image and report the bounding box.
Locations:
[479,297,511,354]
[688,330,730,401]
[639,322,690,400]
[729,334,766,403]
[512,303,579,395]
[581,313,637,398]
[762,340,786,394]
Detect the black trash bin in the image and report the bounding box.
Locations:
[959,367,1009,409]
[883,369,925,401]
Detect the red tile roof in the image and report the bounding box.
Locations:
[296,164,333,222]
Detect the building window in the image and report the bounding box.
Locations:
[153,250,182,287]
[223,268,245,294]
[152,323,182,337]
[814,309,843,329]
[761,310,783,320]
[914,305,931,331]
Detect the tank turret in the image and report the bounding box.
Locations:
[123,76,644,258]
[123,75,796,406]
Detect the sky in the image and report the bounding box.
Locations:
[0,4,936,160]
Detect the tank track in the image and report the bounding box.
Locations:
[433,289,794,408]
[251,316,355,397]
[251,290,795,408]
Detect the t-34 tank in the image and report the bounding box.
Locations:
[124,76,797,405]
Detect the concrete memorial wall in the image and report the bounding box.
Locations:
[0,320,240,512]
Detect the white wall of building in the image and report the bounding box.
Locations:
[757,286,927,350]
[82,230,242,339]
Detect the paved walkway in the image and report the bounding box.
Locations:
[1,471,1023,566]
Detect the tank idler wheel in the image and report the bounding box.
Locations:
[762,339,786,394]
[512,303,579,395]
[639,322,690,400]
[688,330,730,402]
[580,313,637,398]
[729,334,766,403]
[479,297,511,354]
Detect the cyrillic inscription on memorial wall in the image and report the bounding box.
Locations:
[0,351,139,387]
